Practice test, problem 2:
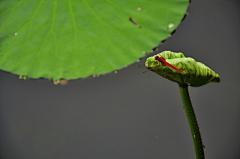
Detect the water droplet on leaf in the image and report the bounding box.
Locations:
[168,23,174,29]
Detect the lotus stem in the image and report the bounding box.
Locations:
[179,84,205,159]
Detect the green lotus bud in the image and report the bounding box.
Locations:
[145,51,220,87]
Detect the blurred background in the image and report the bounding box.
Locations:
[0,0,239,158]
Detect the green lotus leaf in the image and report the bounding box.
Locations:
[0,0,189,80]
[145,51,220,87]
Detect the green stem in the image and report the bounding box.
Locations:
[179,85,205,159]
